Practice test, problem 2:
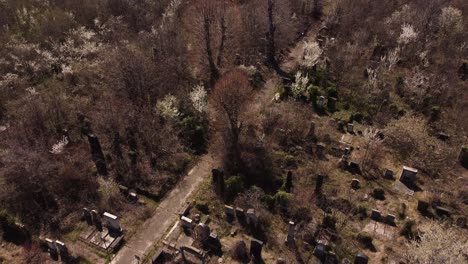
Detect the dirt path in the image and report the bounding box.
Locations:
[110,22,320,264]
[110,154,217,264]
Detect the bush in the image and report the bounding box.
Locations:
[225,176,245,202]
[195,201,210,214]
[273,191,291,212]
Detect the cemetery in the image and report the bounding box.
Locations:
[0,1,466,263]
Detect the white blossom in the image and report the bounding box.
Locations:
[190,84,208,113]
[238,65,257,76]
[300,41,322,68]
[157,94,180,119]
[439,6,464,35]
[291,71,309,99]
[50,136,69,154]
[398,24,418,45]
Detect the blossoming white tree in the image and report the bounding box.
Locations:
[398,24,418,45]
[190,84,208,113]
[156,94,180,119]
[291,71,309,99]
[300,41,322,68]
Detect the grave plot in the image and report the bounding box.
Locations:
[78,209,124,252]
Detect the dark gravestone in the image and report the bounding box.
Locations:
[371,209,381,221]
[313,242,326,260]
[235,207,245,223]
[91,210,103,232]
[250,238,263,260]
[327,97,337,112]
[306,121,316,139]
[436,132,449,141]
[384,169,394,180]
[459,146,468,169]
[87,134,108,176]
[315,174,324,194]
[351,179,361,190]
[325,251,338,264]
[285,171,293,193]
[458,62,468,81]
[337,121,345,132]
[435,206,451,217]
[348,161,361,174]
[417,200,430,214]
[354,253,369,264]
[316,143,326,158]
[83,208,92,225]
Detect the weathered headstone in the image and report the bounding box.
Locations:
[349,161,361,174]
[371,209,381,221]
[118,185,129,196]
[325,251,338,264]
[250,238,263,259]
[317,96,326,109]
[83,208,92,225]
[129,192,138,203]
[417,200,430,213]
[347,123,354,133]
[351,179,361,190]
[276,258,286,264]
[224,205,236,221]
[103,212,121,232]
[87,134,108,176]
[354,253,369,264]
[399,166,418,183]
[306,121,316,138]
[246,209,258,228]
[181,216,193,229]
[45,238,57,253]
[337,121,345,132]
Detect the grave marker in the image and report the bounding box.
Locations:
[250,238,263,259]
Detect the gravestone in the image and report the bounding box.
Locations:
[181,216,193,229]
[129,192,138,202]
[354,253,369,264]
[87,134,108,176]
[91,210,102,232]
[459,146,468,169]
[347,123,354,133]
[417,200,430,213]
[315,174,324,194]
[224,205,236,221]
[313,242,326,259]
[103,212,121,232]
[285,171,293,193]
[371,209,381,221]
[317,96,326,109]
[207,232,221,250]
[250,238,263,259]
[277,258,286,264]
[385,214,396,226]
[436,132,449,141]
[45,238,57,253]
[246,209,258,228]
[55,240,68,258]
[351,179,361,190]
[118,185,129,196]
[399,166,418,183]
[327,97,337,112]
[349,161,361,174]
[337,121,345,132]
[306,121,316,138]
[384,169,394,180]
[286,221,295,246]
[436,206,451,217]
[83,208,92,225]
[235,207,245,222]
[325,251,338,264]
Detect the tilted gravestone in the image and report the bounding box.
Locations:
[87,134,108,176]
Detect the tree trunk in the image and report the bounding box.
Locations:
[266,0,290,79]
[204,17,220,85]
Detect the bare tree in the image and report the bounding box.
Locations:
[210,70,253,173]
